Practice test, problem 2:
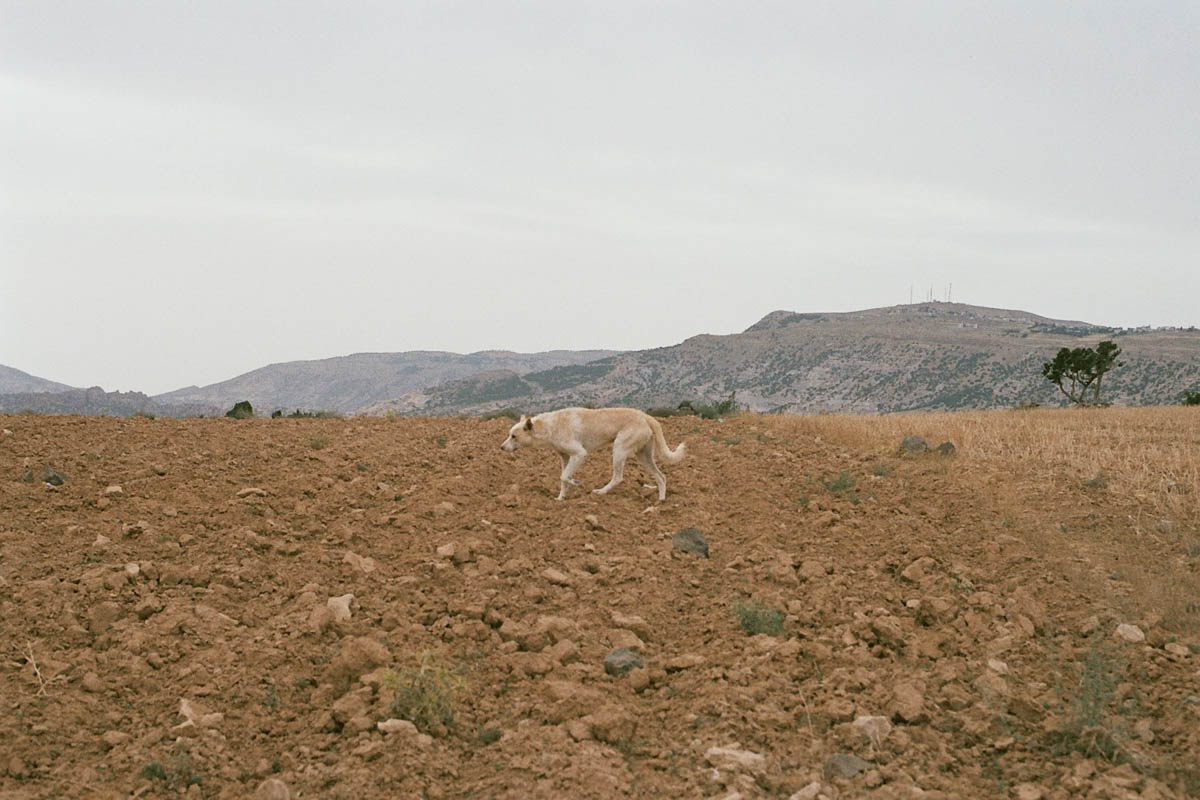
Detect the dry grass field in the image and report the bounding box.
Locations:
[1,407,1197,799]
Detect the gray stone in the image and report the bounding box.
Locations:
[900,436,928,454]
[824,752,873,779]
[672,528,709,558]
[43,465,66,485]
[934,441,956,456]
[603,647,644,676]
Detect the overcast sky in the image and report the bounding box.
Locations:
[2,1,1197,394]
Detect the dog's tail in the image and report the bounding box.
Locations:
[649,416,687,465]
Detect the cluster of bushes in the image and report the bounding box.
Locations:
[224,401,341,419]
[648,392,739,420]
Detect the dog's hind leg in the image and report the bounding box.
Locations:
[637,444,667,501]
[594,428,646,495]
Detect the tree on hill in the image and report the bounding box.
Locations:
[1184,390,1200,406]
[1041,341,1122,406]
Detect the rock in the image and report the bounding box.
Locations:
[6,755,27,779]
[986,658,1009,675]
[342,551,377,574]
[1079,615,1101,636]
[43,466,66,485]
[934,441,956,456]
[103,485,124,497]
[824,697,855,723]
[603,648,644,676]
[889,680,928,724]
[81,672,104,693]
[307,605,334,635]
[663,654,706,672]
[91,535,111,551]
[628,668,651,692]
[823,752,873,779]
[535,615,580,643]
[870,616,906,650]
[100,730,131,750]
[565,719,592,741]
[1164,642,1188,657]
[327,637,390,689]
[19,469,34,483]
[704,746,767,776]
[672,528,709,558]
[237,487,268,498]
[178,698,224,729]
[585,705,637,744]
[327,594,354,622]
[1115,623,1145,643]
[509,652,555,676]
[608,629,644,651]
[542,567,573,587]
[584,514,604,531]
[547,639,580,665]
[789,783,824,800]
[901,556,937,583]
[255,778,291,800]
[610,611,652,641]
[378,718,419,735]
[88,601,122,634]
[900,436,928,454]
[797,560,827,580]
[1013,784,1043,800]
[852,715,893,745]
[330,690,369,724]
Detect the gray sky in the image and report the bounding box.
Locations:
[3,1,1198,395]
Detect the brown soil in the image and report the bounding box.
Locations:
[1,410,1197,799]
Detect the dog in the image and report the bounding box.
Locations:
[500,407,687,500]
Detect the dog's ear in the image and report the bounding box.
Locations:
[524,417,534,431]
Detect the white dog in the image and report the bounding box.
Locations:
[500,407,687,500]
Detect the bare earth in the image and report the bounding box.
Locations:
[1,409,1197,799]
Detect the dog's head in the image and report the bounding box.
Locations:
[500,415,536,451]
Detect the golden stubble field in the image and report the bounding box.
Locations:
[0,407,1197,799]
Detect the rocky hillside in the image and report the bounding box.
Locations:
[0,364,74,395]
[0,387,217,418]
[390,303,1200,415]
[155,350,619,415]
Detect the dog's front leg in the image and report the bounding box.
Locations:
[558,451,587,500]
[559,453,582,486]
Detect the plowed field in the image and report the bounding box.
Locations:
[1,409,1197,799]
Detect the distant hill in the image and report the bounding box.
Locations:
[0,365,74,395]
[0,387,217,418]
[388,303,1200,415]
[154,350,621,415]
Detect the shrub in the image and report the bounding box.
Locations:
[823,470,857,494]
[1054,640,1130,762]
[382,654,464,734]
[646,407,692,417]
[481,408,522,421]
[1184,391,1200,406]
[734,600,784,636]
[225,400,254,419]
